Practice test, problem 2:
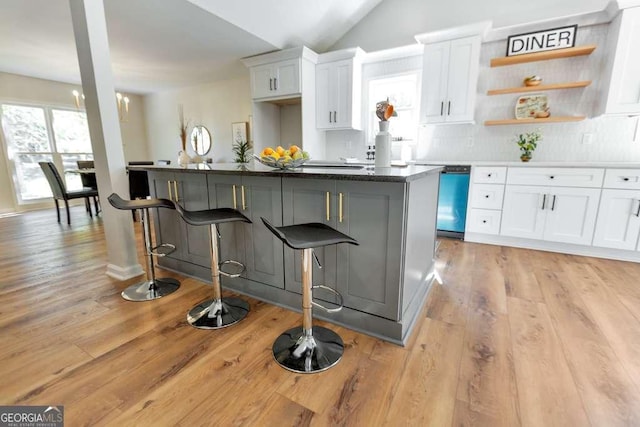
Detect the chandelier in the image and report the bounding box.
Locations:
[72,89,130,122]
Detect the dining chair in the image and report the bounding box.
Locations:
[39,161,99,225]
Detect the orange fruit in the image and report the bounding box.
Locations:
[289,145,299,155]
[276,146,285,156]
[270,152,281,160]
[262,147,274,156]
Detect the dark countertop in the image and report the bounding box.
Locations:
[129,162,443,183]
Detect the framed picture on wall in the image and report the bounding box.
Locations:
[232,121,248,144]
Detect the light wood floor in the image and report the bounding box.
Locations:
[1,207,640,426]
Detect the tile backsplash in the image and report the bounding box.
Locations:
[326,23,640,163]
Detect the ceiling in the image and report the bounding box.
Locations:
[0,0,382,94]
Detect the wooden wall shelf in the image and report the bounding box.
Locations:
[487,81,591,95]
[490,45,596,67]
[484,116,586,126]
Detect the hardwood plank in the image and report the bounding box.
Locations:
[500,247,544,302]
[507,297,590,426]
[249,393,315,427]
[383,319,465,426]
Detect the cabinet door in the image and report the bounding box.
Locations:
[333,59,353,128]
[175,173,210,267]
[543,187,600,245]
[273,59,300,97]
[208,175,245,272]
[281,178,337,298]
[420,41,450,124]
[148,171,183,261]
[335,181,403,320]
[241,176,285,289]
[445,35,480,122]
[601,8,640,115]
[593,189,640,250]
[250,63,274,99]
[315,63,332,129]
[500,185,547,240]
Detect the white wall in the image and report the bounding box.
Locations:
[143,74,252,163]
[332,0,610,52]
[0,72,149,212]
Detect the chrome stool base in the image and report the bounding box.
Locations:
[187,297,250,329]
[121,278,180,302]
[272,326,344,374]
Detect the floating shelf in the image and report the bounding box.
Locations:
[484,116,586,126]
[490,45,596,67]
[487,81,591,95]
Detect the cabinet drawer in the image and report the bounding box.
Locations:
[603,169,640,189]
[507,167,604,188]
[467,209,501,235]
[470,184,504,209]
[473,166,507,184]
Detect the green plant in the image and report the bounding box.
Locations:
[232,139,252,163]
[515,129,542,157]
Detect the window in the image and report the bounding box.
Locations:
[1,104,93,204]
[366,71,421,160]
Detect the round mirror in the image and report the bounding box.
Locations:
[190,125,212,155]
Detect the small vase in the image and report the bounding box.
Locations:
[178,150,191,167]
[520,153,532,162]
[375,121,391,167]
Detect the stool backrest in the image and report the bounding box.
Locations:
[128,161,153,199]
[39,161,67,200]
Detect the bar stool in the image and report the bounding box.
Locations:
[174,203,251,329]
[107,193,180,301]
[261,217,358,373]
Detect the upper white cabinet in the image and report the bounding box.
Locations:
[316,48,364,130]
[418,35,481,124]
[595,5,640,116]
[250,59,301,100]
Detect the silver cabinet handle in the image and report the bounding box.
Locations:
[541,194,547,210]
[232,184,237,209]
[274,78,277,90]
[636,200,640,217]
[551,195,557,211]
[167,181,173,201]
[440,101,444,116]
[333,111,337,122]
[173,181,179,202]
[339,192,343,223]
[329,111,332,123]
[269,78,272,91]
[241,185,246,210]
[447,101,451,115]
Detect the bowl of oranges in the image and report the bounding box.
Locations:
[255,145,310,169]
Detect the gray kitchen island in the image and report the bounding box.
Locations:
[130,162,442,345]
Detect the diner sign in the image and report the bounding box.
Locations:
[507,25,577,56]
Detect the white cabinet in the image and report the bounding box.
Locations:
[250,59,301,100]
[316,53,362,130]
[501,185,601,245]
[466,166,506,235]
[593,189,640,250]
[473,166,507,184]
[596,6,640,116]
[419,35,481,124]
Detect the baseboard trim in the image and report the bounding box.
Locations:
[465,232,640,263]
[106,263,144,280]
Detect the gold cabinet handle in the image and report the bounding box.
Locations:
[339,192,343,223]
[167,181,173,201]
[232,184,237,209]
[173,180,179,202]
[326,191,330,221]
[241,185,246,210]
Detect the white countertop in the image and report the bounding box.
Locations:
[412,160,640,168]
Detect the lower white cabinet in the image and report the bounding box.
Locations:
[501,185,601,245]
[592,189,640,250]
[467,209,501,234]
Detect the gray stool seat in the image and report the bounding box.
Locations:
[107,193,174,210]
[107,192,180,302]
[174,203,251,330]
[261,217,358,374]
[261,219,358,249]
